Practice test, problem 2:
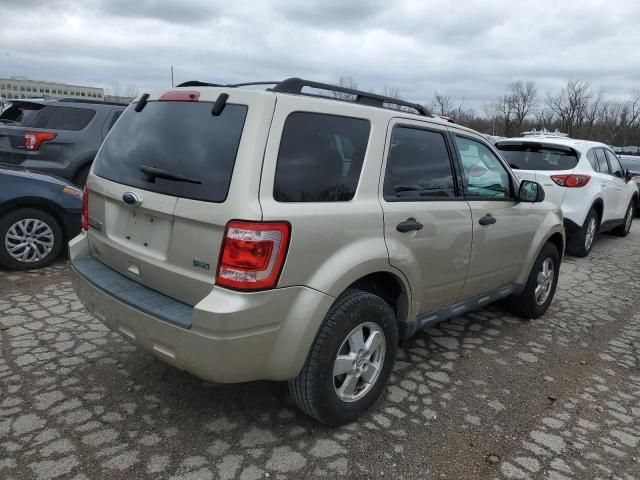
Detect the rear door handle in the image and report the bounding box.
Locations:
[479,213,496,226]
[396,218,423,232]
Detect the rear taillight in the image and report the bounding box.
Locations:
[216,221,291,291]
[550,174,591,188]
[25,132,57,151]
[81,185,89,231]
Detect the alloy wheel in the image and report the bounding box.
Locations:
[4,218,55,263]
[535,257,555,305]
[333,322,386,402]
[584,216,596,251]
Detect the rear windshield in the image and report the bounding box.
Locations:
[496,143,578,171]
[0,103,95,130]
[0,103,44,126]
[94,101,247,202]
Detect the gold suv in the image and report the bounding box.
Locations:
[70,78,565,425]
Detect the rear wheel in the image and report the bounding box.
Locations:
[566,208,598,257]
[507,242,560,320]
[612,202,634,237]
[289,289,398,426]
[0,208,63,270]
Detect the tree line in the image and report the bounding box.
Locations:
[335,76,640,147]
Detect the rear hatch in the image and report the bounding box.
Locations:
[495,140,580,207]
[87,89,275,305]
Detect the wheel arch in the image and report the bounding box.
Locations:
[346,271,412,328]
[0,197,68,239]
[591,197,604,223]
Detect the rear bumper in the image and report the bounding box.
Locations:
[69,233,334,383]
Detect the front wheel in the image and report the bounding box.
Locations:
[289,289,398,426]
[612,202,634,237]
[507,242,560,320]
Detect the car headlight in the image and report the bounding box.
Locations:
[62,185,83,199]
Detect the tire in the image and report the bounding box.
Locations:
[289,289,398,426]
[612,201,634,237]
[507,242,560,320]
[73,164,91,187]
[0,208,64,270]
[566,208,599,257]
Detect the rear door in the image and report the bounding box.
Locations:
[88,90,276,305]
[380,119,472,314]
[604,149,629,217]
[593,148,617,222]
[453,133,538,299]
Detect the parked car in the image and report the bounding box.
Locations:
[0,166,82,270]
[0,98,126,186]
[618,155,640,215]
[495,134,638,257]
[70,78,564,425]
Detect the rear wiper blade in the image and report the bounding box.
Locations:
[139,165,202,184]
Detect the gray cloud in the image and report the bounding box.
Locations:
[1,0,638,109]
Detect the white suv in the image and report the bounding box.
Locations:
[496,133,638,256]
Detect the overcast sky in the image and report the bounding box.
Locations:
[1,0,638,109]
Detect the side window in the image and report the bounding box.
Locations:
[273,112,370,202]
[383,126,456,200]
[594,149,610,174]
[586,149,599,172]
[454,135,511,199]
[605,150,624,178]
[108,110,123,131]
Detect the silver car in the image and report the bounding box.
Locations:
[70,78,565,425]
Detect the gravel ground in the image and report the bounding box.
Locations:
[1,223,640,480]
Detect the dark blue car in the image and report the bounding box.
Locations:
[0,166,82,270]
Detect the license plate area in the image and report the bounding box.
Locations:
[122,210,172,252]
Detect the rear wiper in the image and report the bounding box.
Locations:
[139,165,202,184]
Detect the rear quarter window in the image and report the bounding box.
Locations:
[273,112,370,202]
[39,106,96,131]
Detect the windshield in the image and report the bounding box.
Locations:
[496,143,578,171]
[93,101,248,203]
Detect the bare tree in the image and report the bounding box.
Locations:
[482,101,502,135]
[382,85,403,100]
[332,76,359,100]
[546,80,592,136]
[499,94,515,136]
[431,91,452,116]
[509,80,537,134]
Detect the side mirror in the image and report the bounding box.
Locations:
[625,169,634,182]
[518,180,545,203]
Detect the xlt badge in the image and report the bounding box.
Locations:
[192,258,210,270]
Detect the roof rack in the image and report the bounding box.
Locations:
[57,98,129,107]
[176,77,436,118]
[522,128,569,138]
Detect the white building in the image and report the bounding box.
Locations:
[0,76,104,101]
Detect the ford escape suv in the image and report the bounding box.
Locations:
[70,78,565,425]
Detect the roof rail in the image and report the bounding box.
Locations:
[522,128,569,138]
[272,78,431,116]
[58,98,129,107]
[176,77,436,118]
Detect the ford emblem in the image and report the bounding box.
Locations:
[122,192,142,206]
